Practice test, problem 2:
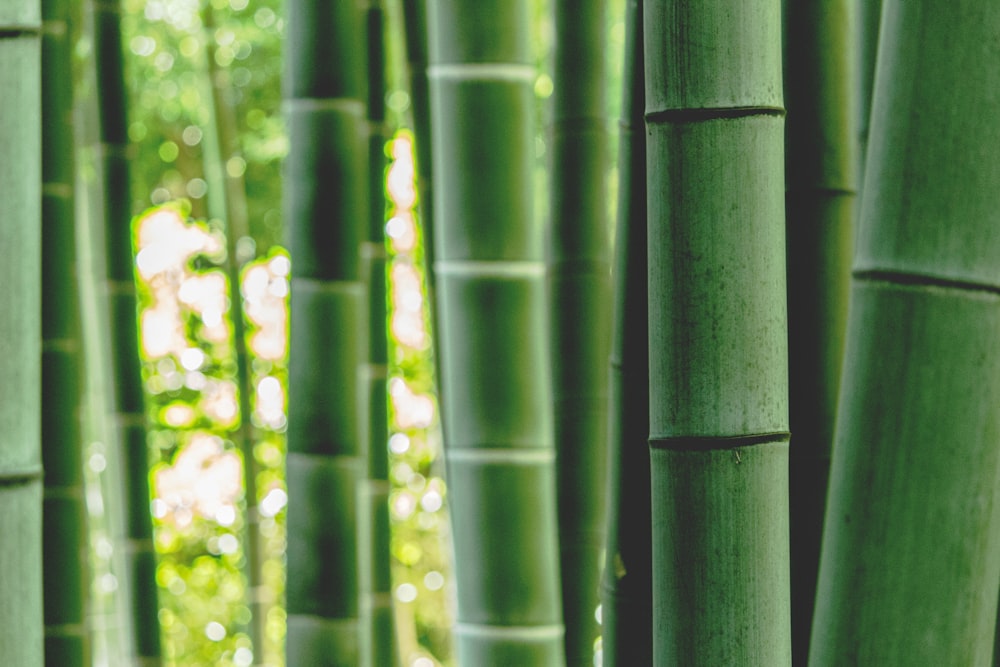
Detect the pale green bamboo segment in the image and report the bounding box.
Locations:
[549,1,610,663]
[429,1,564,663]
[651,442,790,665]
[0,15,43,667]
[810,282,1000,665]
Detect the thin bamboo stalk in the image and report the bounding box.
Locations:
[0,3,44,665]
[600,0,651,663]
[645,0,791,663]
[810,1,1000,663]
[428,1,565,663]
[283,0,368,663]
[358,2,397,664]
[201,8,266,664]
[41,0,89,664]
[856,0,882,182]
[548,1,611,663]
[781,0,856,662]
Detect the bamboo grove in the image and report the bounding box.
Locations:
[4,0,1000,665]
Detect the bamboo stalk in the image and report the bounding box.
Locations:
[91,1,162,661]
[358,2,398,664]
[41,0,89,664]
[600,0,651,663]
[0,3,44,665]
[781,0,856,662]
[548,1,611,663]
[283,0,368,663]
[200,8,267,664]
[427,1,565,663]
[645,0,791,663]
[810,1,1000,663]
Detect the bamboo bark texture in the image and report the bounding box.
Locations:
[548,0,611,663]
[41,0,89,664]
[91,0,163,662]
[359,2,397,664]
[781,0,855,661]
[600,0,651,663]
[809,1,1000,663]
[428,1,564,664]
[283,0,368,664]
[0,2,43,665]
[644,0,791,664]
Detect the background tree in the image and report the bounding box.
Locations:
[41,0,89,663]
[644,0,791,663]
[809,0,1000,663]
[600,0,651,663]
[0,2,44,665]
[548,1,612,663]
[283,0,368,663]
[781,0,856,661]
[427,0,565,663]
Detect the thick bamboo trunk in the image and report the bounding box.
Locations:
[0,4,43,665]
[810,1,1000,663]
[283,1,368,664]
[600,0,651,663]
[41,0,89,664]
[548,1,611,664]
[428,1,565,664]
[645,0,791,663]
[358,2,397,664]
[91,0,162,662]
[781,0,855,662]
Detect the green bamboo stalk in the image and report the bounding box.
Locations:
[401,0,433,291]
[548,3,611,664]
[0,3,43,665]
[645,0,790,663]
[358,2,397,665]
[809,1,1000,663]
[283,0,368,663]
[91,1,162,662]
[41,0,89,664]
[600,0,650,663]
[428,2,564,664]
[781,0,855,662]
[856,0,881,182]
[201,8,267,664]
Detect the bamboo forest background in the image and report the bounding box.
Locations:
[64,0,624,665]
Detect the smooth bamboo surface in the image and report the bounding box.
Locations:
[41,0,89,664]
[428,1,565,663]
[0,4,43,664]
[781,0,856,662]
[645,0,791,663]
[283,0,368,663]
[600,1,651,663]
[91,1,163,662]
[810,1,1000,663]
[548,1,610,663]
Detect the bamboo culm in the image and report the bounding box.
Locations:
[645,0,791,663]
[283,0,368,663]
[810,1,1000,663]
[91,0,163,661]
[41,0,89,664]
[0,3,44,665]
[781,0,856,661]
[548,0,611,663]
[428,0,565,663]
[600,0,651,663]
